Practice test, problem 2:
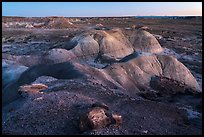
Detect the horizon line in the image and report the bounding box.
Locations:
[2,15,202,18]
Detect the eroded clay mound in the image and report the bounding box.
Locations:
[68,34,100,59]
[68,29,134,61]
[155,55,200,91]
[124,29,164,53]
[67,28,164,62]
[103,55,200,92]
[45,48,76,63]
[2,28,163,67]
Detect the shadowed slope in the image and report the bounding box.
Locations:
[2,62,85,105]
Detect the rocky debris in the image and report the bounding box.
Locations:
[131,25,151,31]
[95,24,104,27]
[112,113,122,126]
[153,34,163,40]
[79,104,122,132]
[2,22,34,28]
[2,81,201,135]
[79,107,111,132]
[18,84,48,97]
[150,76,200,95]
[131,25,136,29]
[93,24,112,30]
[95,26,111,30]
[2,16,76,29]
[142,130,148,134]
[139,26,150,31]
[131,25,143,29]
[138,90,160,101]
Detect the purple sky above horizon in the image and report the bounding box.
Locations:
[2,2,202,17]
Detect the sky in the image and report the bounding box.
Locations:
[2,2,202,17]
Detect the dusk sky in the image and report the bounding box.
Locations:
[2,2,202,17]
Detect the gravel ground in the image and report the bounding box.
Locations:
[2,17,202,135]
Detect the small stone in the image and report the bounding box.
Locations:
[142,130,148,134]
[19,83,48,96]
[34,97,43,101]
[79,107,111,132]
[112,113,122,125]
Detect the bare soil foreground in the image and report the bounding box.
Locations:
[2,16,202,135]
